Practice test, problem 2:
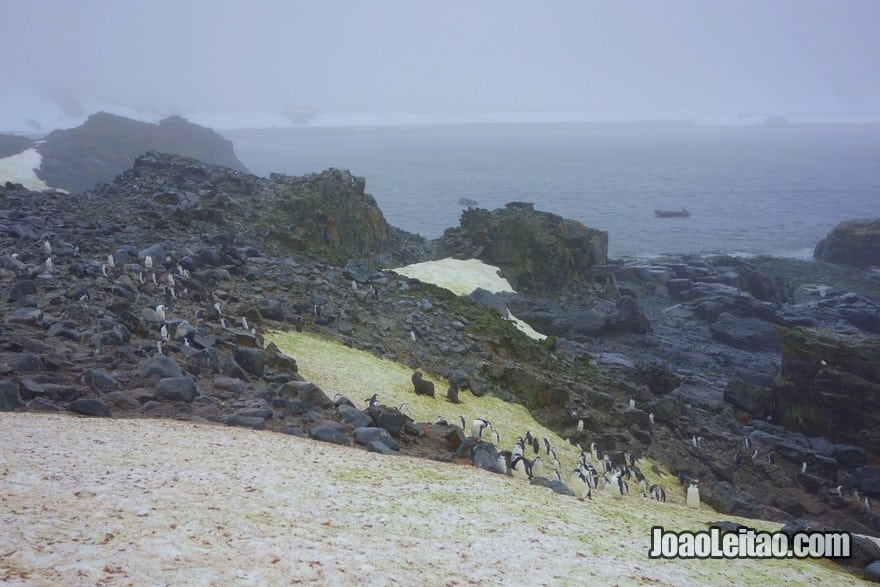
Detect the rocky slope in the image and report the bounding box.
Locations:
[1,151,880,578]
[28,112,248,193]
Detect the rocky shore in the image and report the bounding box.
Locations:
[2,150,880,578]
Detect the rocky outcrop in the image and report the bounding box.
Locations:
[773,327,880,455]
[35,112,248,193]
[436,202,608,293]
[814,219,880,268]
[0,134,34,158]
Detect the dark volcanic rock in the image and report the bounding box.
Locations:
[309,425,350,446]
[814,219,880,268]
[709,312,781,351]
[35,112,248,193]
[354,426,400,452]
[0,380,25,411]
[156,377,197,402]
[435,202,608,293]
[68,398,111,417]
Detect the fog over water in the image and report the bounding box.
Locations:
[2,1,879,130]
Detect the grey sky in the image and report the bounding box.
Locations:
[2,0,879,118]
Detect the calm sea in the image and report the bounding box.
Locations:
[226,123,880,259]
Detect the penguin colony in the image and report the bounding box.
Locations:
[28,242,262,358]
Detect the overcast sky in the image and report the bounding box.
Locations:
[2,0,879,119]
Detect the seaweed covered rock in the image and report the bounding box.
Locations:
[436,202,608,293]
[814,219,880,268]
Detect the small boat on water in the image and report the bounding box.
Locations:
[654,209,691,218]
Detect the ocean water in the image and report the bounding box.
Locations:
[226,123,880,259]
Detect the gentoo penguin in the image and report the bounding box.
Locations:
[365,393,379,408]
[471,419,491,439]
[156,304,166,321]
[686,481,700,509]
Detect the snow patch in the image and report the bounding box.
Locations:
[0,148,53,191]
[392,258,546,340]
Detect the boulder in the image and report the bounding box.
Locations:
[814,219,880,268]
[723,377,773,418]
[68,398,111,417]
[709,312,781,351]
[139,355,183,380]
[435,202,608,293]
[0,380,24,411]
[353,427,400,452]
[309,425,350,446]
[156,377,197,402]
[337,404,373,428]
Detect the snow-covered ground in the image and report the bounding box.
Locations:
[0,148,53,191]
[392,258,546,341]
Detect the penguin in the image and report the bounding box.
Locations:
[650,484,667,502]
[214,302,222,315]
[511,455,531,480]
[351,279,357,290]
[590,442,598,463]
[144,255,153,270]
[156,305,166,321]
[618,475,629,496]
[686,481,700,509]
[628,399,635,410]
[459,415,467,430]
[138,271,145,284]
[628,452,636,467]
[648,413,655,426]
[751,449,759,460]
[471,419,491,439]
[549,447,560,471]
[531,456,545,479]
[220,317,227,329]
[767,450,776,464]
[160,325,169,340]
[734,452,742,467]
[156,340,163,355]
[167,274,175,288]
[553,469,562,483]
[151,272,158,285]
[314,304,321,319]
[525,431,533,445]
[543,437,551,455]
[241,316,249,331]
[107,254,116,268]
[577,419,584,432]
[44,258,53,272]
[410,331,417,342]
[697,436,703,448]
[491,429,500,446]
[101,263,108,277]
[512,438,525,458]
[609,471,623,499]
[865,496,872,511]
[398,403,410,415]
[43,240,52,256]
[572,469,592,500]
[366,393,379,408]
[692,435,698,448]
[639,478,648,498]
[495,453,509,475]
[745,436,752,450]
[531,437,540,455]
[801,462,807,474]
[434,416,448,425]
[832,485,843,497]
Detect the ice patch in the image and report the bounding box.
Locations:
[0,148,53,191]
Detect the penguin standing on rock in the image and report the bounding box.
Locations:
[471,419,491,439]
[365,393,379,408]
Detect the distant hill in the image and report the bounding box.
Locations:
[32,112,248,193]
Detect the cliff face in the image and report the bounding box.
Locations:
[773,327,880,456]
[35,112,248,193]
[436,202,608,293]
[814,219,880,268]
